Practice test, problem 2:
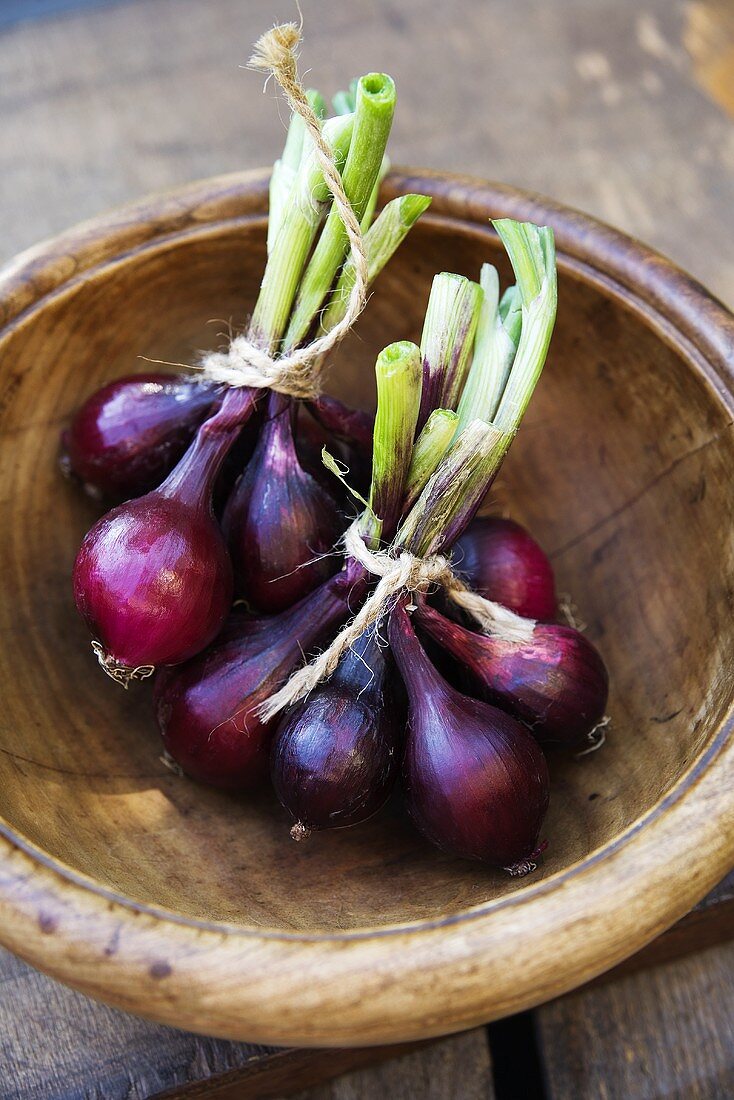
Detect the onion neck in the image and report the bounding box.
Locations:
[258,390,301,474]
[306,395,374,452]
[333,627,388,696]
[160,386,258,506]
[388,600,452,705]
[270,560,370,657]
[415,598,503,684]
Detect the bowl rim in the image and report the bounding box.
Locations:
[0,167,732,1045]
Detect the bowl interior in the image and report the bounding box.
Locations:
[0,203,732,933]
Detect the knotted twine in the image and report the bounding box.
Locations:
[259,520,537,721]
[198,22,369,399]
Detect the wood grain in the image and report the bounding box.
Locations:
[0,946,274,1100]
[538,941,734,1099]
[0,945,438,1100]
[1,873,730,1099]
[600,869,734,984]
[0,0,733,306]
[0,170,732,1048]
[285,1030,493,1100]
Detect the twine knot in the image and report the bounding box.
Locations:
[258,520,536,721]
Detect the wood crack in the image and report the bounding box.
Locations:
[549,425,733,560]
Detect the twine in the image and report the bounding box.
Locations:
[259,521,536,721]
[199,23,369,400]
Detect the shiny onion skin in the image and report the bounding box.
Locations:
[154,561,368,790]
[456,516,557,620]
[61,373,221,501]
[389,601,549,870]
[73,389,255,672]
[223,392,345,612]
[415,600,609,749]
[271,629,400,834]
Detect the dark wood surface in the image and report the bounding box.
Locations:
[0,0,733,1097]
[538,941,734,1099]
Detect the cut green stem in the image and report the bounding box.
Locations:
[361,340,422,547]
[320,193,431,335]
[417,273,482,431]
[402,408,458,514]
[396,419,509,556]
[248,111,355,352]
[332,80,358,115]
[268,89,326,253]
[396,219,557,559]
[491,220,557,433]
[454,265,522,433]
[283,73,397,351]
[361,153,390,232]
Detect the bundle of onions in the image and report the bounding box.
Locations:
[65,24,611,875]
[66,30,432,684]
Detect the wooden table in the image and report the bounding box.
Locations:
[1,1,733,1096]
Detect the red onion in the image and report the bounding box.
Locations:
[61,373,221,501]
[304,395,374,453]
[223,392,345,612]
[456,516,556,620]
[154,561,367,790]
[73,388,256,678]
[389,601,549,871]
[415,599,609,749]
[271,628,400,836]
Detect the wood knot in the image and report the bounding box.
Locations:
[149,961,172,980]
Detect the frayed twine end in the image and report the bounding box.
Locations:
[248,23,301,77]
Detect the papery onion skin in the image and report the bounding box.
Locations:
[456,516,557,621]
[271,629,400,832]
[223,393,345,612]
[389,601,549,869]
[73,389,255,671]
[61,373,221,501]
[415,600,609,749]
[154,561,368,790]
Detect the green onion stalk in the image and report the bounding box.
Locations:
[323,217,556,575]
[268,89,327,253]
[398,219,557,556]
[284,72,397,350]
[417,273,483,430]
[248,110,355,353]
[324,217,557,576]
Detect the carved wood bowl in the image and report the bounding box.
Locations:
[0,169,732,1046]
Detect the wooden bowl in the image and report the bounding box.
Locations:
[0,169,732,1046]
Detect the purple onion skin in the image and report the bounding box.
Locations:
[305,395,374,453]
[389,601,549,869]
[61,373,221,501]
[223,392,344,612]
[154,561,368,790]
[271,630,400,832]
[416,601,609,749]
[456,517,557,621]
[73,388,255,670]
